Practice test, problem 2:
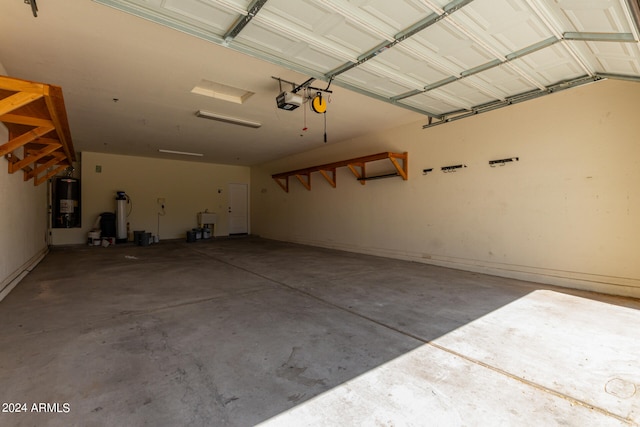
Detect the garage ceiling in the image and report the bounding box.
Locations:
[1,0,639,166]
[94,0,640,125]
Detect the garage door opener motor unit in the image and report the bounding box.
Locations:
[276,91,302,110]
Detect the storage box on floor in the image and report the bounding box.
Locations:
[87,231,115,247]
[87,229,158,247]
[133,230,158,246]
[186,227,211,242]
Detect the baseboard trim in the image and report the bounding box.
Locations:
[0,247,49,303]
[264,235,640,299]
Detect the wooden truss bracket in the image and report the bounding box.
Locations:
[272,151,408,193]
[295,172,311,191]
[319,168,336,188]
[273,176,289,193]
[347,162,366,185]
[0,75,76,186]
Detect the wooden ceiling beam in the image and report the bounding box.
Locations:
[43,85,75,162]
[9,142,62,173]
[0,113,54,128]
[0,76,75,185]
[25,153,65,181]
[0,76,46,93]
[4,152,33,178]
[35,164,67,186]
[0,125,55,157]
[25,143,49,151]
[0,92,44,116]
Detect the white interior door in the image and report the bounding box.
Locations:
[228,183,248,235]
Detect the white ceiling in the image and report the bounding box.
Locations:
[1,0,639,165]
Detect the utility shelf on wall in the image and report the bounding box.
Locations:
[272,151,408,193]
[0,75,76,185]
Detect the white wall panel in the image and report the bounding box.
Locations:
[0,63,48,302]
[251,79,640,298]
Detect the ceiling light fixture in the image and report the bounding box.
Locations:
[158,149,203,157]
[195,110,261,128]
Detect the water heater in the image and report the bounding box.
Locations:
[52,177,81,228]
[116,191,128,243]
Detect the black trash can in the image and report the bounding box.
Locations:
[100,212,116,238]
[133,230,145,245]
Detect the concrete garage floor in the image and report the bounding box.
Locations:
[0,238,638,426]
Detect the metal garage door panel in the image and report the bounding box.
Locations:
[236,22,346,73]
[262,0,389,38]
[400,39,467,76]
[572,40,640,74]
[398,92,462,116]
[336,65,418,97]
[551,0,635,33]
[361,60,427,90]
[435,79,498,109]
[322,19,386,54]
[260,0,386,57]
[368,47,452,86]
[454,0,554,54]
[511,44,587,85]
[350,0,436,33]
[94,0,640,122]
[292,44,351,74]
[468,65,538,97]
[163,0,248,34]
[411,21,498,73]
[112,0,244,36]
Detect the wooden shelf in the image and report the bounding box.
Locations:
[0,75,76,185]
[272,151,408,192]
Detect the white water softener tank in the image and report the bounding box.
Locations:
[116,191,128,243]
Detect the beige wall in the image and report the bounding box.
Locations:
[0,63,49,301]
[251,79,640,298]
[52,152,250,245]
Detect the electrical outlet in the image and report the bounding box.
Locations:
[157,198,165,204]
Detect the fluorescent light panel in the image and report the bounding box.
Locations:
[158,149,203,157]
[195,110,261,128]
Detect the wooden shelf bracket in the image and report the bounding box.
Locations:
[319,168,336,188]
[272,151,408,193]
[295,172,311,191]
